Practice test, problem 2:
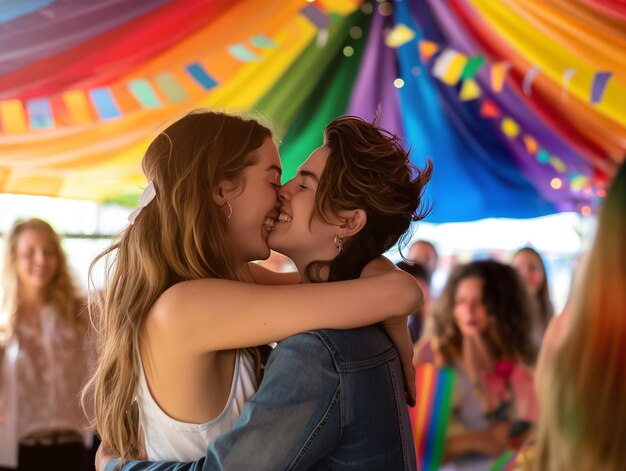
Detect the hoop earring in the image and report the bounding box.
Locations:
[224,201,233,222]
[333,234,344,254]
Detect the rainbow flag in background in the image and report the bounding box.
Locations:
[490,450,516,471]
[409,364,456,471]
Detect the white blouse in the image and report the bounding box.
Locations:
[16,304,92,440]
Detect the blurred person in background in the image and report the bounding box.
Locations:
[396,261,431,342]
[0,219,93,471]
[533,161,626,471]
[415,260,538,470]
[408,239,438,277]
[512,247,554,343]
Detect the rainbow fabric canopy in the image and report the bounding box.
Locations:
[0,0,624,222]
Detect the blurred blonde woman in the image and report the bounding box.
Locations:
[534,161,626,471]
[0,219,91,471]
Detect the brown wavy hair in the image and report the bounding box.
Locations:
[306,115,433,282]
[1,218,82,347]
[84,110,272,459]
[430,260,537,365]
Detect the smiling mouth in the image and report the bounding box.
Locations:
[263,217,275,232]
[277,212,292,223]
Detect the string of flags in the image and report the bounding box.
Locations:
[0,1,336,136]
[0,31,283,134]
[384,24,606,198]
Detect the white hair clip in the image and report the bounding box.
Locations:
[128,181,156,225]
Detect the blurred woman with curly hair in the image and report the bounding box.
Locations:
[415,260,538,468]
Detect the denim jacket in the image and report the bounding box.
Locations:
[109,325,416,471]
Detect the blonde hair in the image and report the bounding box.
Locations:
[534,162,626,470]
[0,218,81,346]
[84,110,272,459]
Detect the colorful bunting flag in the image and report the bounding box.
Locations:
[300,3,329,29]
[590,71,612,104]
[88,87,121,120]
[185,63,218,90]
[61,90,93,125]
[459,79,481,101]
[549,156,567,173]
[501,117,520,138]
[155,73,188,104]
[461,54,485,80]
[561,68,576,101]
[570,174,589,191]
[128,79,163,109]
[250,34,277,49]
[410,364,456,471]
[480,100,501,118]
[522,66,541,96]
[537,149,550,164]
[228,44,260,62]
[522,135,538,155]
[418,40,439,63]
[432,49,468,86]
[0,99,27,133]
[385,23,415,48]
[490,61,511,93]
[26,98,54,129]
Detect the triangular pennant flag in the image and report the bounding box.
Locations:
[590,71,612,104]
[537,149,550,164]
[432,49,468,86]
[128,79,163,109]
[459,79,481,101]
[26,97,54,130]
[62,90,93,124]
[549,156,567,173]
[480,100,500,118]
[522,135,538,155]
[461,54,485,80]
[418,40,439,63]
[186,63,218,90]
[491,61,511,93]
[570,174,589,191]
[228,44,259,62]
[0,99,27,133]
[251,34,277,49]
[523,66,541,96]
[501,117,520,138]
[300,3,329,29]
[385,23,415,48]
[561,68,576,101]
[88,87,121,120]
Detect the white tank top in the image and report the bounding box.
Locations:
[136,350,257,461]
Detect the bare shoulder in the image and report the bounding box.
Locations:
[149,279,228,323]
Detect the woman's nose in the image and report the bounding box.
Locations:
[278,181,293,202]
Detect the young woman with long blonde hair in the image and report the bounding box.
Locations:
[86,110,426,462]
[534,161,626,471]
